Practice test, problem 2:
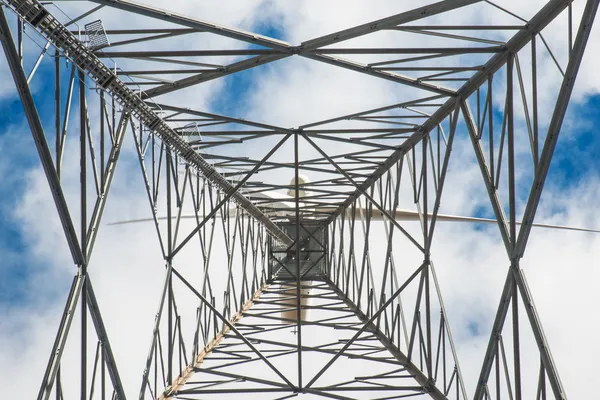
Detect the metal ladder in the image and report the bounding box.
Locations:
[1,0,292,246]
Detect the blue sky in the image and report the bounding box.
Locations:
[209,21,286,115]
[2,3,600,397]
[0,5,292,308]
[0,47,86,306]
[3,61,600,310]
[2,9,600,309]
[549,96,600,185]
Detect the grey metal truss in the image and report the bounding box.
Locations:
[1,0,598,399]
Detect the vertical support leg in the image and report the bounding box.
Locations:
[79,69,88,400]
[0,7,83,266]
[294,132,303,390]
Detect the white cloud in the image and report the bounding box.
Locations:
[2,0,600,399]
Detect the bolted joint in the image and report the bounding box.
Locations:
[161,386,175,398]
[423,377,437,392]
[289,45,303,54]
[509,258,520,271]
[423,253,431,265]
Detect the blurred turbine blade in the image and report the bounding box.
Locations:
[108,208,600,233]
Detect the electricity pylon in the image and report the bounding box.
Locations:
[0,0,597,398]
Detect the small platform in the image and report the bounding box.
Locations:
[268,221,328,281]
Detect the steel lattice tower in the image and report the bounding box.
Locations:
[0,0,597,399]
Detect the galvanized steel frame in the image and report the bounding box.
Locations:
[0,0,597,398]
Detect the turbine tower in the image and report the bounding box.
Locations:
[0,0,597,398]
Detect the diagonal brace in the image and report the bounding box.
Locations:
[2,0,292,246]
[86,278,127,400]
[514,0,600,259]
[171,133,292,258]
[0,6,84,265]
[171,267,296,389]
[301,133,425,253]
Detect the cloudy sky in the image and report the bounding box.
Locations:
[1,0,600,398]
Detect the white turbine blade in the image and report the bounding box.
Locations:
[514,221,600,234]
[349,207,600,233]
[108,191,297,226]
[248,190,295,209]
[419,211,600,233]
[107,213,236,226]
[110,202,600,234]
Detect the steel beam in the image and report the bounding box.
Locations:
[36,274,85,400]
[299,0,481,51]
[4,1,596,399]
[86,279,127,400]
[1,0,293,246]
[86,111,130,260]
[324,0,577,225]
[514,0,600,259]
[86,0,478,100]
[0,5,84,265]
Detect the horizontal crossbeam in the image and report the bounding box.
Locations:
[1,0,293,246]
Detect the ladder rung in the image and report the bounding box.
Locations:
[3,0,289,244]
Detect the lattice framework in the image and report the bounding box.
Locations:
[0,0,597,399]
